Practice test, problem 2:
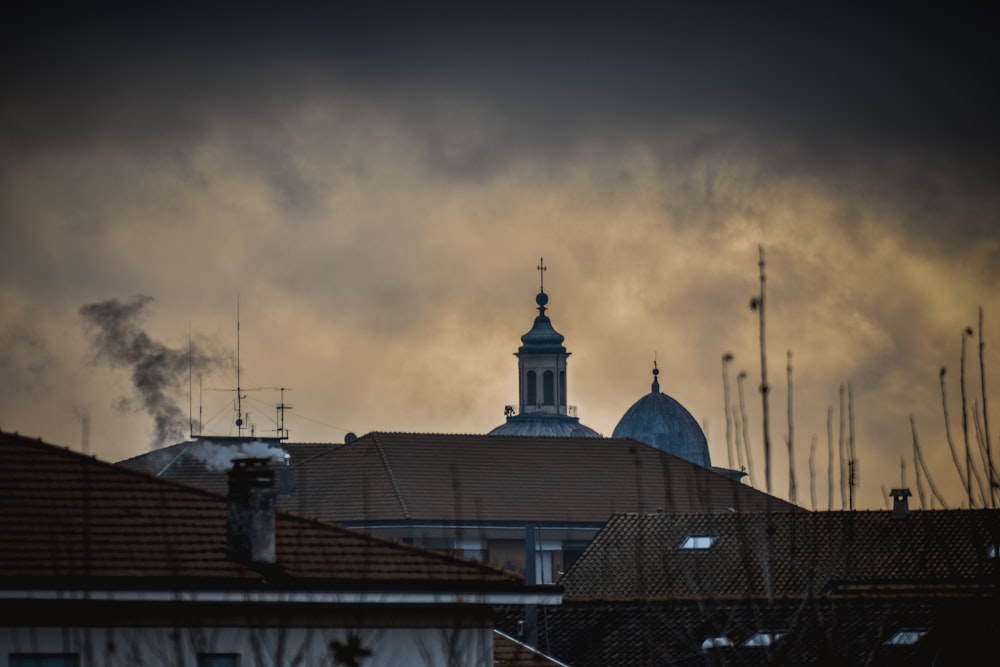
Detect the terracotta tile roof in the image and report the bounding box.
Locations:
[560,510,1000,600]
[120,432,797,525]
[0,431,531,591]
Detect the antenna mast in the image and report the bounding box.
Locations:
[188,325,193,438]
[236,295,245,437]
[276,387,292,441]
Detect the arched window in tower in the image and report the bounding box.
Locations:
[526,371,537,405]
[543,371,555,405]
[559,370,567,407]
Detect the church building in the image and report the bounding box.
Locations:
[490,259,734,480]
[488,262,601,437]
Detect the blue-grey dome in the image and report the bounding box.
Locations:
[613,367,711,468]
[518,292,567,355]
[488,413,601,438]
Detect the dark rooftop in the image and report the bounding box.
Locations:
[0,430,530,591]
[119,432,799,525]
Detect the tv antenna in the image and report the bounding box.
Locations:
[276,387,293,440]
[191,294,289,442]
[236,295,243,435]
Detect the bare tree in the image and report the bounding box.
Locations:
[827,406,834,511]
[940,367,973,506]
[961,326,975,506]
[786,350,797,505]
[749,245,773,495]
[910,416,947,509]
[978,307,995,508]
[848,383,857,511]
[732,405,747,476]
[808,433,817,511]
[737,370,756,488]
[973,402,998,509]
[839,385,847,511]
[722,353,736,471]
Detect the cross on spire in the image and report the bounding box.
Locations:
[537,257,547,293]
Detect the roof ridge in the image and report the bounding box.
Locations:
[290,443,346,467]
[370,432,410,519]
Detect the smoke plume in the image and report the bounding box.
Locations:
[189,440,288,472]
[80,295,226,448]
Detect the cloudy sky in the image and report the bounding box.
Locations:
[2,3,999,511]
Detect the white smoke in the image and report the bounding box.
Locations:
[190,440,288,472]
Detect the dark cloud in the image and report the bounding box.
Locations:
[2,2,999,510]
[6,4,999,153]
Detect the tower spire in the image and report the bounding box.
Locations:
[537,257,547,293]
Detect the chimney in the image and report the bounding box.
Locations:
[277,452,295,497]
[227,458,276,563]
[890,488,911,519]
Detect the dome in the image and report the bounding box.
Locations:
[489,413,601,438]
[613,366,711,468]
[518,292,567,355]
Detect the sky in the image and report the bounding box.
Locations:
[2,3,999,511]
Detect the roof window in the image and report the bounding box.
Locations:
[742,632,785,647]
[884,629,927,646]
[987,544,998,559]
[701,637,733,652]
[681,535,717,550]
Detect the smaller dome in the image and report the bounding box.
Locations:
[489,413,601,438]
[613,365,711,468]
[518,292,566,355]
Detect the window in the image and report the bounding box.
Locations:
[526,371,537,405]
[10,656,79,667]
[543,371,554,405]
[883,630,927,646]
[987,544,998,559]
[197,655,239,667]
[680,535,717,550]
[743,632,784,647]
[561,541,590,573]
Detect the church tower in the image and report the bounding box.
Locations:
[489,259,600,438]
[517,289,568,416]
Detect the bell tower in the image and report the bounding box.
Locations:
[488,258,600,438]
[516,260,569,416]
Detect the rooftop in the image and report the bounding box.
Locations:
[119,432,799,525]
[0,430,536,594]
[561,510,1000,600]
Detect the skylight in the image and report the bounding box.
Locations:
[701,636,733,652]
[884,629,927,646]
[681,535,717,550]
[987,544,998,559]
[743,632,785,647]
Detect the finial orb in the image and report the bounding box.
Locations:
[536,292,549,307]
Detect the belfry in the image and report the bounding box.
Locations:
[488,259,601,437]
